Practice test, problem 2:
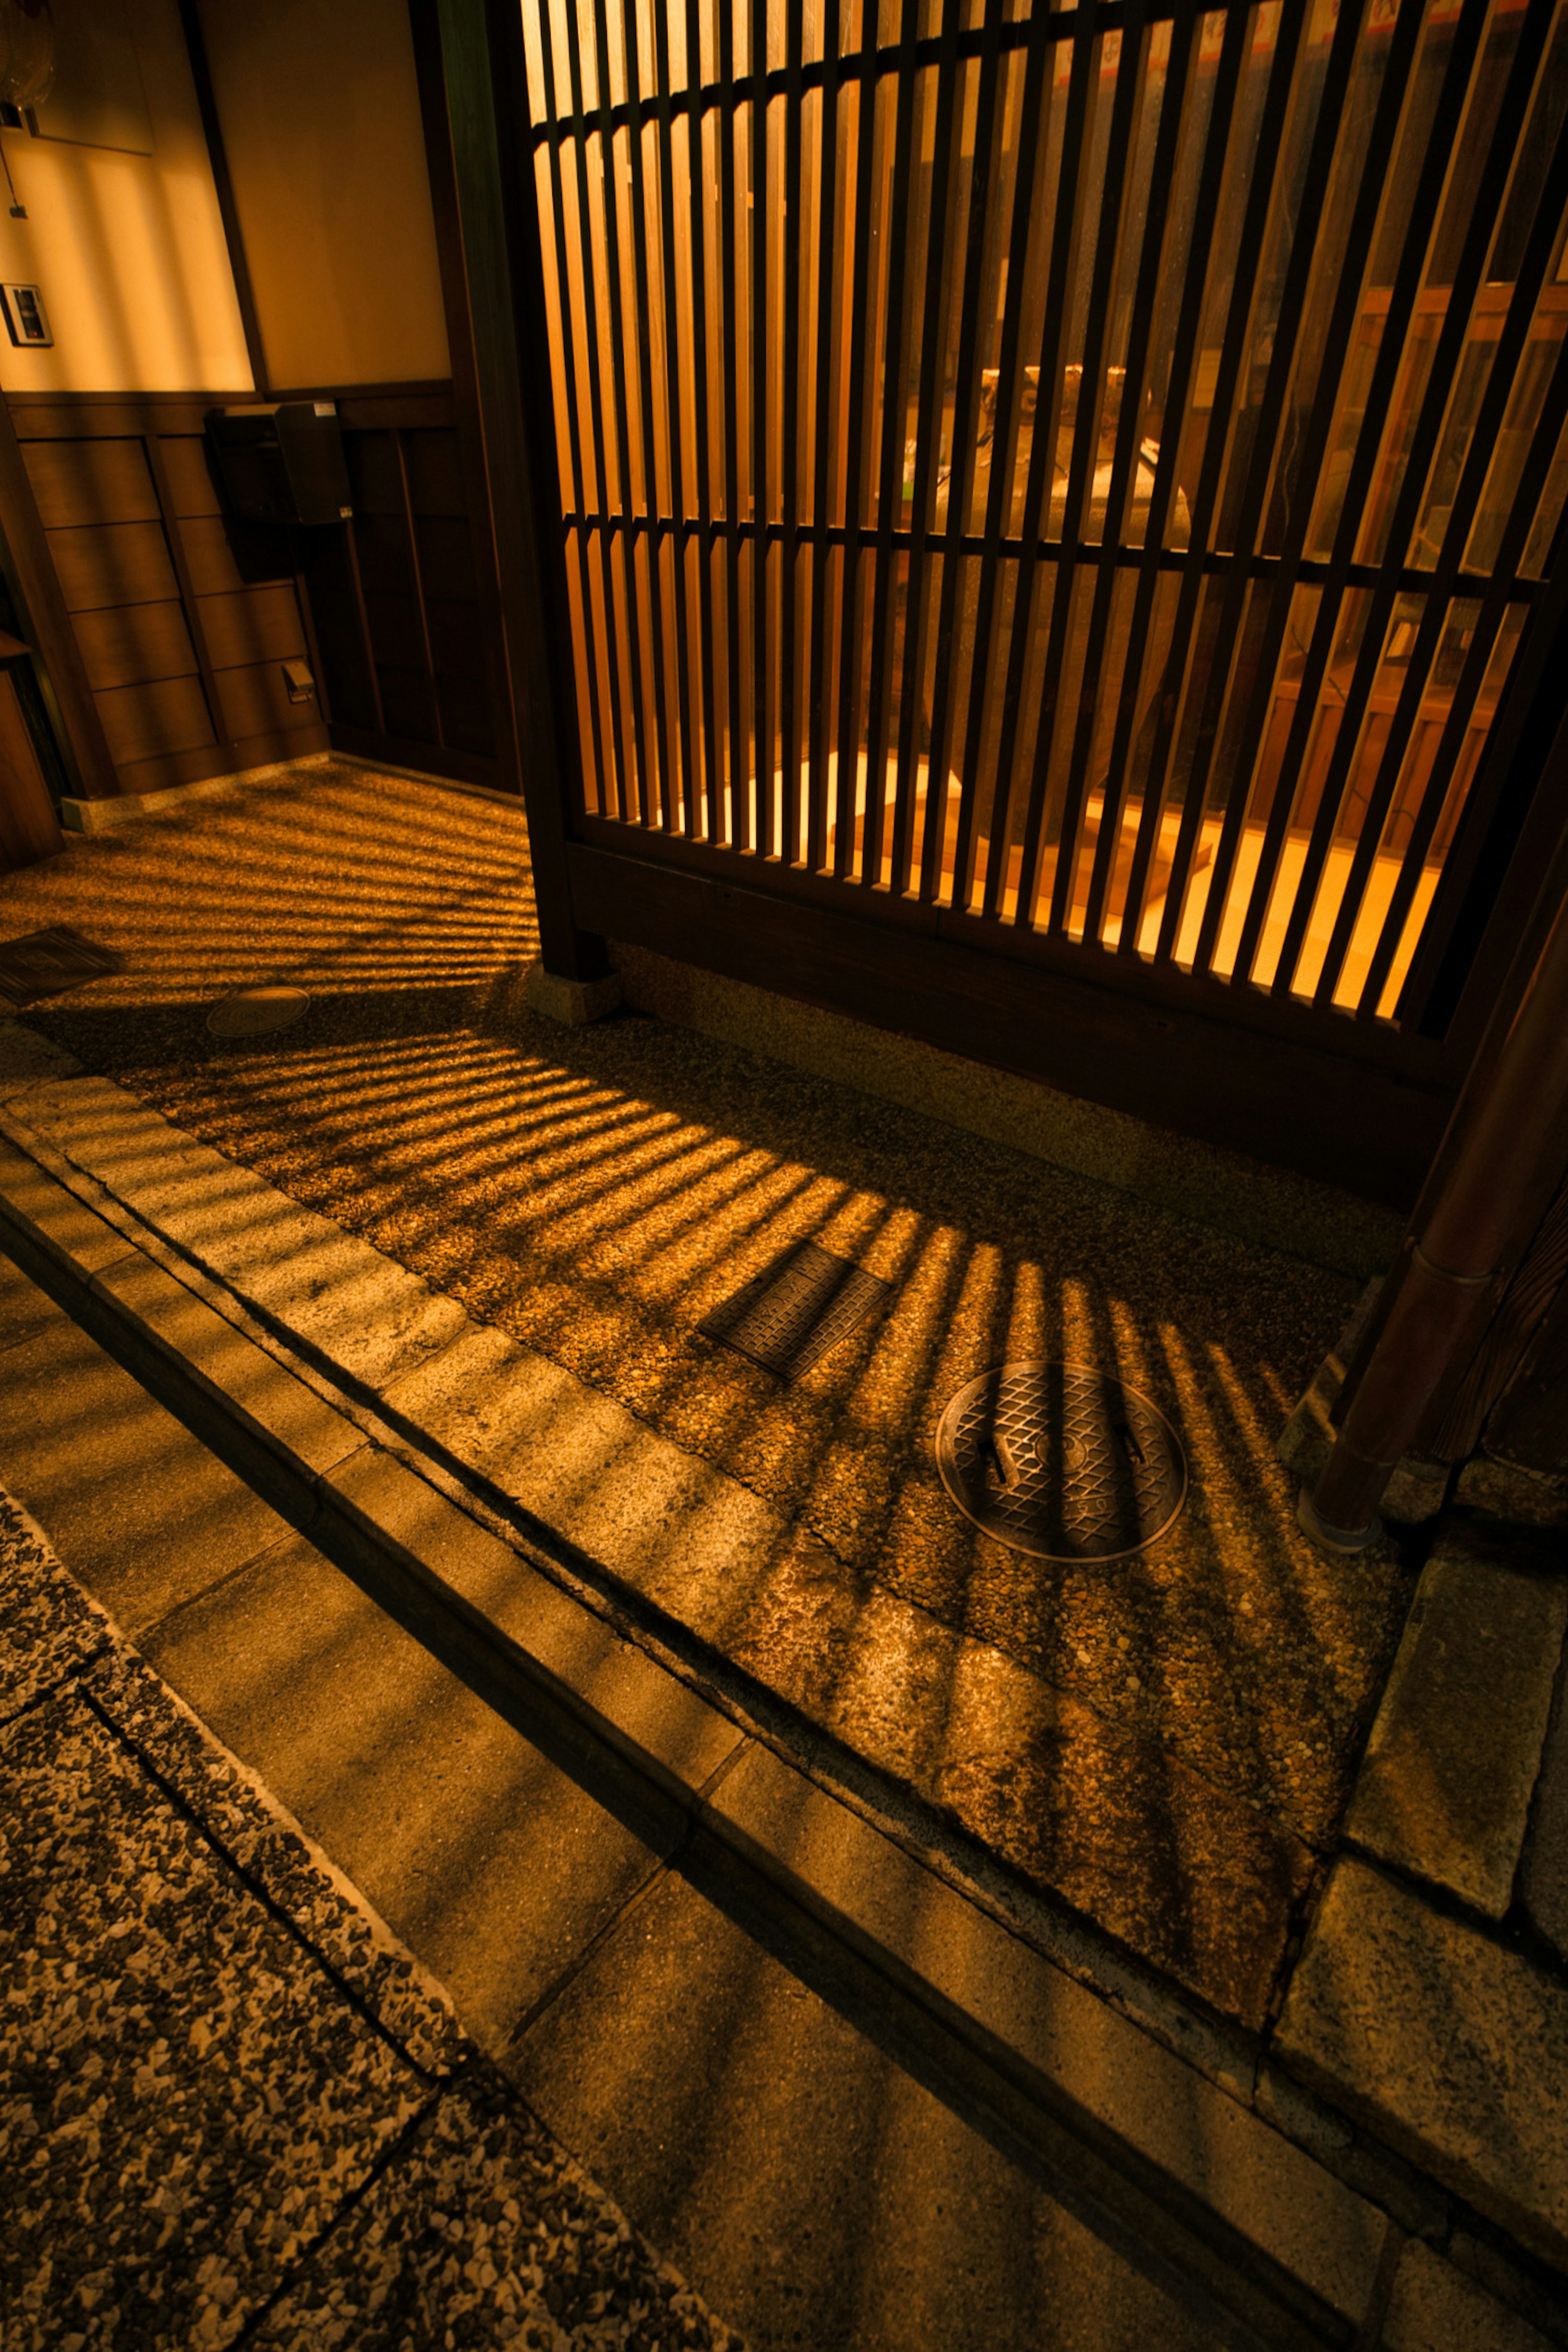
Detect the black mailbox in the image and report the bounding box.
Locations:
[205,401,353,527]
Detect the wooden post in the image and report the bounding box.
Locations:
[420,0,609,984]
[1303,762,1568,1550]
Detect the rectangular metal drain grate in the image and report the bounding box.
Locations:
[0,926,122,1007]
[700,1241,894,1379]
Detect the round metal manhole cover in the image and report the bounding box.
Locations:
[935,1360,1187,1563]
[206,986,311,1039]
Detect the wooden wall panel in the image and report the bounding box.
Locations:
[214,658,323,746]
[71,601,200,693]
[22,439,163,529]
[6,392,331,795]
[49,522,181,613]
[5,385,507,798]
[198,583,306,669]
[96,675,215,766]
[157,434,225,516]
[176,513,266,600]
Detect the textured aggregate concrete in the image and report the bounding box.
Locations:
[1,761,1419,2026]
[0,1488,745,2352]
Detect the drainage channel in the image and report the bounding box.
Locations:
[0,1170,1360,2352]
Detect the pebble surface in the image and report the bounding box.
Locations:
[3,764,1418,2020]
[0,1491,746,2352]
[5,768,1411,1831]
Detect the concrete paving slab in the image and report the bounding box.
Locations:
[1348,1521,1568,1916]
[0,1486,114,1721]
[0,1312,295,1635]
[1520,1647,1568,1964]
[1275,1856,1568,2269]
[1380,2241,1556,2352]
[135,1528,678,2062]
[507,1866,1232,2352]
[253,2067,744,2352]
[708,1739,1388,2328]
[322,1439,748,1796]
[0,1686,426,2349]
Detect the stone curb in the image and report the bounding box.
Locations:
[1,1042,1564,2345]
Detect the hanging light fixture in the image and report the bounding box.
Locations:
[0,0,53,111]
[0,0,51,218]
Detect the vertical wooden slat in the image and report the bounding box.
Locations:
[1187,0,1369,978]
[592,0,654,822]
[890,0,966,896]
[1263,0,1493,998]
[1362,299,1568,1009]
[781,1,806,865]
[560,0,634,818]
[861,0,925,890]
[1396,555,1568,1030]
[918,0,1007,903]
[651,0,697,831]
[1325,0,1567,1007]
[1016,0,1154,931]
[1218,0,1428,986]
[1070,5,1200,947]
[750,0,771,854]
[947,8,1054,911]
[979,10,1097,919]
[341,519,388,736]
[1136,0,1309,964]
[536,0,606,823]
[805,0,842,874]
[621,0,675,829]
[720,0,747,846]
[832,0,891,877]
[176,0,271,397]
[1101,1,1253,955]
[683,0,722,842]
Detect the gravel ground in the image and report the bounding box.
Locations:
[0,1488,745,2352]
[3,763,1415,1856]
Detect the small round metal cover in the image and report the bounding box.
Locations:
[206,986,311,1039]
[935,1360,1187,1562]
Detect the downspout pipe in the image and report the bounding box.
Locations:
[1300,869,1568,1552]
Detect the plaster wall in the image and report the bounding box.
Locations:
[0,0,252,394]
[194,0,450,392]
